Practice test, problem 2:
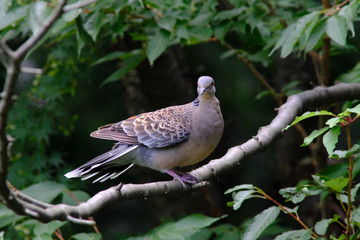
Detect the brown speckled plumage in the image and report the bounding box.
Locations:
[65,76,223,187]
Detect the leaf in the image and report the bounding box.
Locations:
[255,90,271,100]
[225,184,256,194]
[269,23,296,57]
[323,126,341,155]
[29,1,52,34]
[242,206,280,240]
[102,53,145,85]
[83,11,102,42]
[231,190,257,210]
[330,144,360,159]
[214,7,246,21]
[34,221,67,237]
[324,177,348,192]
[188,26,213,44]
[301,126,330,146]
[157,15,176,32]
[352,207,360,223]
[283,110,334,131]
[347,103,360,115]
[305,19,326,52]
[72,233,102,240]
[129,214,223,240]
[279,185,324,204]
[75,18,86,57]
[62,190,90,206]
[274,229,311,240]
[92,51,126,66]
[326,117,341,128]
[62,8,81,22]
[214,22,232,43]
[190,12,213,26]
[294,11,321,38]
[0,4,29,30]
[146,29,170,65]
[339,2,360,37]
[21,181,66,203]
[300,12,321,51]
[314,216,339,235]
[220,49,239,60]
[326,16,347,46]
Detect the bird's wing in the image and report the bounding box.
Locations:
[90,104,193,148]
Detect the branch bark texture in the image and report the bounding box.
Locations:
[3,83,360,224]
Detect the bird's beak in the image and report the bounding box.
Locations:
[199,88,206,96]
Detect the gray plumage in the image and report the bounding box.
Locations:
[65,76,223,187]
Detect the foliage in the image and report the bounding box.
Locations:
[1,0,360,239]
[0,182,99,239]
[226,104,360,239]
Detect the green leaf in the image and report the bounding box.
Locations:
[157,15,176,32]
[22,181,66,203]
[314,215,339,235]
[323,126,341,155]
[347,103,360,115]
[301,126,330,146]
[305,19,326,52]
[339,2,360,37]
[190,12,213,26]
[220,49,238,60]
[326,16,347,46]
[225,184,257,194]
[294,11,321,38]
[83,11,102,42]
[324,176,348,192]
[75,18,86,57]
[72,233,102,240]
[129,214,223,240]
[62,190,90,206]
[0,4,29,30]
[283,110,334,131]
[214,22,232,43]
[279,185,324,204]
[300,12,321,51]
[62,8,81,22]
[352,207,360,223]
[274,229,311,240]
[146,29,170,65]
[330,144,360,159]
[29,1,52,34]
[326,117,341,128]
[188,26,213,45]
[242,206,280,240]
[214,7,246,21]
[92,51,126,66]
[255,90,271,100]
[269,23,296,57]
[102,53,145,85]
[231,190,257,210]
[33,221,67,237]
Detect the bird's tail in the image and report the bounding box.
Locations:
[64,145,138,183]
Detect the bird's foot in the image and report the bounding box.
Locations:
[165,169,198,188]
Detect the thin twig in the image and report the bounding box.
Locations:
[259,189,319,238]
[345,125,354,239]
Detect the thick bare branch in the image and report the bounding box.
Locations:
[5,82,360,224]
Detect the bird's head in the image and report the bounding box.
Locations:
[197,76,216,98]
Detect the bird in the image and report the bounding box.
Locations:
[65,76,224,188]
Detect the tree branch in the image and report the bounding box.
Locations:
[3,83,359,224]
[0,0,68,219]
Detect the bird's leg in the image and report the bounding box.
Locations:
[165,169,198,188]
